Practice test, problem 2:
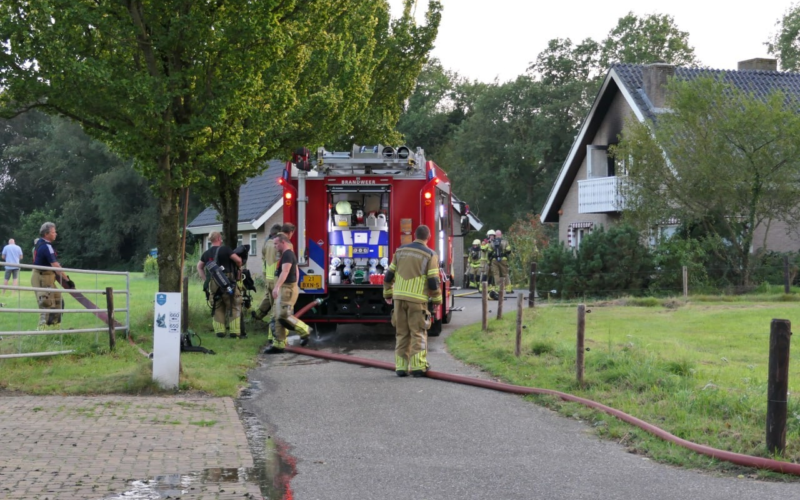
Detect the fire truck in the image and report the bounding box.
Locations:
[279,145,469,336]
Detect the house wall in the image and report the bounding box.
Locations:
[754,220,800,253]
[558,91,633,244]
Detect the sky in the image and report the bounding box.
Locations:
[388,0,792,83]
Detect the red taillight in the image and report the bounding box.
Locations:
[424,191,432,200]
[285,192,293,200]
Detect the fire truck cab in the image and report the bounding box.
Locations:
[280,145,462,336]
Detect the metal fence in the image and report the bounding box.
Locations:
[0,262,130,359]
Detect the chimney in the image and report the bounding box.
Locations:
[737,58,778,71]
[642,63,675,110]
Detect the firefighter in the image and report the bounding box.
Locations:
[197,231,244,338]
[263,232,310,354]
[32,222,70,330]
[252,223,283,341]
[482,230,496,291]
[467,239,482,288]
[489,229,512,300]
[383,225,442,377]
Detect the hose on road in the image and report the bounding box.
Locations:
[283,345,800,476]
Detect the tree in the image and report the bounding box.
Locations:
[0,1,433,291]
[615,77,800,285]
[600,12,700,68]
[768,3,800,71]
[0,112,158,269]
[194,0,442,248]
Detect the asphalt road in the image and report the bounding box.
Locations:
[242,290,800,500]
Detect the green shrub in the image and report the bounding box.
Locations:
[538,224,653,299]
[183,244,203,280]
[623,297,660,307]
[530,340,555,356]
[143,255,158,278]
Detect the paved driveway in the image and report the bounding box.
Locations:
[242,291,799,499]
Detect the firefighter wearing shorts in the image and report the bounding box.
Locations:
[263,232,310,354]
[383,224,442,377]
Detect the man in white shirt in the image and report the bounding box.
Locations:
[1,238,23,294]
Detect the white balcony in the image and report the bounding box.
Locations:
[578,176,627,214]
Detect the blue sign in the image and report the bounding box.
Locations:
[156,293,167,306]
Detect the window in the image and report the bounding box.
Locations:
[586,145,616,179]
[206,237,212,250]
[237,234,243,248]
[250,234,258,256]
[568,222,594,248]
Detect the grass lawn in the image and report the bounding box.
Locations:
[0,271,272,397]
[447,297,800,478]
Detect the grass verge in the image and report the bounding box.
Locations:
[0,272,272,397]
[446,298,800,480]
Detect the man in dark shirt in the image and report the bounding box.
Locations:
[197,231,244,338]
[263,232,310,354]
[32,222,70,330]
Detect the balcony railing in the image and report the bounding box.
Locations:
[578,176,627,214]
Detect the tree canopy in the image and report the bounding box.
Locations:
[614,77,800,285]
[768,3,800,71]
[0,0,440,291]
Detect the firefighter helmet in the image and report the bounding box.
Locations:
[472,239,481,245]
[486,229,496,237]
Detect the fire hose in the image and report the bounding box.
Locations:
[283,300,800,476]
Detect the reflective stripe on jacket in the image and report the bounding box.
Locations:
[383,240,442,304]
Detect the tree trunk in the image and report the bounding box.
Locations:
[156,180,183,293]
[218,171,241,250]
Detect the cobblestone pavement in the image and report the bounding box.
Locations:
[0,395,263,500]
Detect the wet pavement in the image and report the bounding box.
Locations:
[242,291,800,500]
[0,396,266,499]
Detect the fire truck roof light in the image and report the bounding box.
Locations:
[433,178,440,184]
[278,178,284,184]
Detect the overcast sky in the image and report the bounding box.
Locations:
[388,0,791,83]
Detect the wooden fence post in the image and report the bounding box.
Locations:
[496,281,505,320]
[463,255,469,288]
[784,256,790,294]
[182,276,189,333]
[515,294,523,357]
[577,304,586,386]
[682,266,688,298]
[106,287,116,351]
[529,262,536,308]
[767,318,791,454]
[481,281,488,332]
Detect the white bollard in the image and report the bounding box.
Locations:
[152,292,182,389]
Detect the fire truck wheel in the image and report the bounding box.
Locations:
[442,308,453,325]
[428,318,443,337]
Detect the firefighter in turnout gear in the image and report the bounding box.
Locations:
[197,232,244,338]
[489,229,512,300]
[252,223,283,341]
[263,233,310,354]
[383,225,442,377]
[32,222,70,330]
[482,230,496,291]
[467,239,482,288]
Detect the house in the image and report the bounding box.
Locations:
[541,58,800,252]
[187,161,483,284]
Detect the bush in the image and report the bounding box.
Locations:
[506,213,550,286]
[143,255,158,278]
[183,243,203,280]
[538,224,653,299]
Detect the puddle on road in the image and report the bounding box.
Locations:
[104,381,296,500]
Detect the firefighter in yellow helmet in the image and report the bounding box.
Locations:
[263,232,310,353]
[482,229,496,291]
[489,229,512,300]
[383,225,442,377]
[466,239,482,288]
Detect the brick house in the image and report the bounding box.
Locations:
[540,58,800,252]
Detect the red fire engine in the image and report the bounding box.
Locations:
[280,145,469,336]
